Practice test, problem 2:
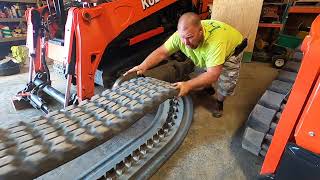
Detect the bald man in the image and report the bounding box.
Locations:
[125,12,246,118]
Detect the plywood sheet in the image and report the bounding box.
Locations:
[210,0,263,53]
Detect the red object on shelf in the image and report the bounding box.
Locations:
[258,23,283,28]
[289,6,320,13]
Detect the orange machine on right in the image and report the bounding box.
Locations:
[260,15,320,179]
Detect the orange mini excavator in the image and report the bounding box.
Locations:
[12,0,210,113]
[1,1,210,179]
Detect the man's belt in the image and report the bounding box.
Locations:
[233,38,248,57]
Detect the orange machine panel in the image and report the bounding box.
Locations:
[71,0,211,100]
[73,0,179,100]
[29,0,210,100]
[261,15,320,175]
[295,75,320,153]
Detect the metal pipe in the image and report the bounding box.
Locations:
[30,93,49,114]
[34,79,66,105]
[43,85,65,104]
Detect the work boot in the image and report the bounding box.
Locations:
[212,99,223,118]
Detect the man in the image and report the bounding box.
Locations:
[125,12,246,118]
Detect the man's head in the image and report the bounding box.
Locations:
[177,12,204,49]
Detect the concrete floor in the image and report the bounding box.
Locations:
[0,62,278,180]
[151,62,278,180]
[0,68,69,127]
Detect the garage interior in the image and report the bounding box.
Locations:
[0,0,319,180]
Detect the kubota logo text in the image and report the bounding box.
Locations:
[141,0,160,10]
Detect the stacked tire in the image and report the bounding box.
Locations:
[242,48,303,157]
[0,58,20,76]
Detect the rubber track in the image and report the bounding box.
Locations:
[242,63,301,156]
[0,77,177,180]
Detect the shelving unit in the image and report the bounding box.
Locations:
[0,18,25,22]
[263,2,287,5]
[0,0,36,44]
[0,0,36,3]
[289,6,320,13]
[0,0,37,57]
[259,23,283,29]
[252,1,292,62]
[293,0,320,6]
[258,1,291,30]
[0,35,27,42]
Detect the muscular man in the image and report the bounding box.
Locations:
[125,12,246,118]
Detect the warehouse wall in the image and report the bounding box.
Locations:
[210,0,264,62]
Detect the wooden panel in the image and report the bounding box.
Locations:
[47,42,65,63]
[210,0,264,58]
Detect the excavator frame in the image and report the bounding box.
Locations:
[259,15,320,179]
[241,15,320,179]
[13,0,210,113]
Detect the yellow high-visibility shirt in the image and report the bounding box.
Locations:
[164,20,243,68]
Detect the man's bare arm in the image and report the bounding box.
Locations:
[140,45,171,69]
[124,45,171,75]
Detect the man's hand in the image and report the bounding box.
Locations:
[172,81,192,97]
[123,65,147,76]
